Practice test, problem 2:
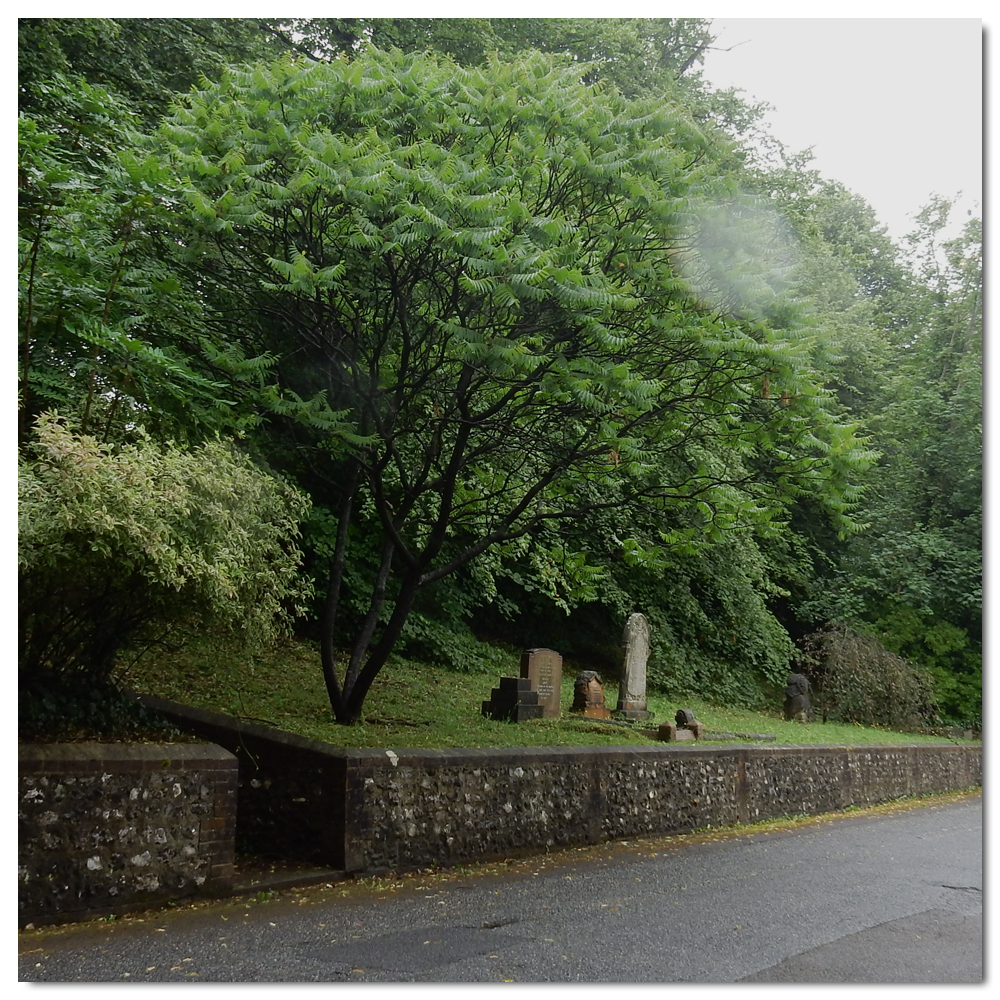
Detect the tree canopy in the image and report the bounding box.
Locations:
[141,49,873,721]
[18,17,980,729]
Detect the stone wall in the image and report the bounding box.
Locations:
[141,696,982,877]
[343,743,982,872]
[18,742,237,927]
[138,696,348,867]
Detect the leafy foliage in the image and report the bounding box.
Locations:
[796,624,937,730]
[19,17,281,126]
[280,17,716,93]
[797,204,982,721]
[150,48,873,722]
[462,494,798,708]
[17,72,284,448]
[18,413,311,734]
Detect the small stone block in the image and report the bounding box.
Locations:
[674,728,695,741]
[481,677,544,723]
[510,704,544,722]
[498,676,535,695]
[616,707,652,722]
[657,721,677,742]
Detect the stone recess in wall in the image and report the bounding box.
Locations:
[18,742,237,927]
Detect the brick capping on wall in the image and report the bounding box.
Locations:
[138,694,982,877]
[19,741,237,927]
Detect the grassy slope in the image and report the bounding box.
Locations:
[120,635,962,750]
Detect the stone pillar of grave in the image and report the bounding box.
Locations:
[615,612,652,721]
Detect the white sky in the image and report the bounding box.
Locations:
[699,18,983,246]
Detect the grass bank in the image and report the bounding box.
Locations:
[120,635,965,749]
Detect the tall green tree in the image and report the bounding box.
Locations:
[279,17,716,93]
[19,17,282,126]
[151,49,873,723]
[799,201,982,721]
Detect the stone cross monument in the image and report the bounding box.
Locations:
[616,612,652,721]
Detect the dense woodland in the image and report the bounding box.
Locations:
[18,18,982,734]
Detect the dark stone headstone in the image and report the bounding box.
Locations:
[570,671,612,719]
[481,677,544,723]
[783,673,814,723]
[520,648,563,718]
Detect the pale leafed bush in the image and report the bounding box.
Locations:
[19,412,311,713]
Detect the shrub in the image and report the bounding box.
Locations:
[18,413,311,736]
[796,623,938,730]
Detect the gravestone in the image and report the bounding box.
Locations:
[570,671,612,719]
[783,673,814,723]
[675,708,704,739]
[657,708,704,741]
[481,677,544,723]
[519,648,563,718]
[615,612,652,721]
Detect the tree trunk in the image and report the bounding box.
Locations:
[340,569,424,724]
[319,461,360,720]
[342,535,396,695]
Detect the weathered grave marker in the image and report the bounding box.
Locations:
[570,670,612,719]
[616,612,652,721]
[519,648,563,718]
[657,708,704,741]
[783,673,814,722]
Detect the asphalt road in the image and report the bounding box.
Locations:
[18,795,982,983]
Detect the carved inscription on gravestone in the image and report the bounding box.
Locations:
[616,612,652,721]
[519,648,563,718]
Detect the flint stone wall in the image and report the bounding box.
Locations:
[138,695,348,867]
[138,696,981,877]
[18,742,237,927]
